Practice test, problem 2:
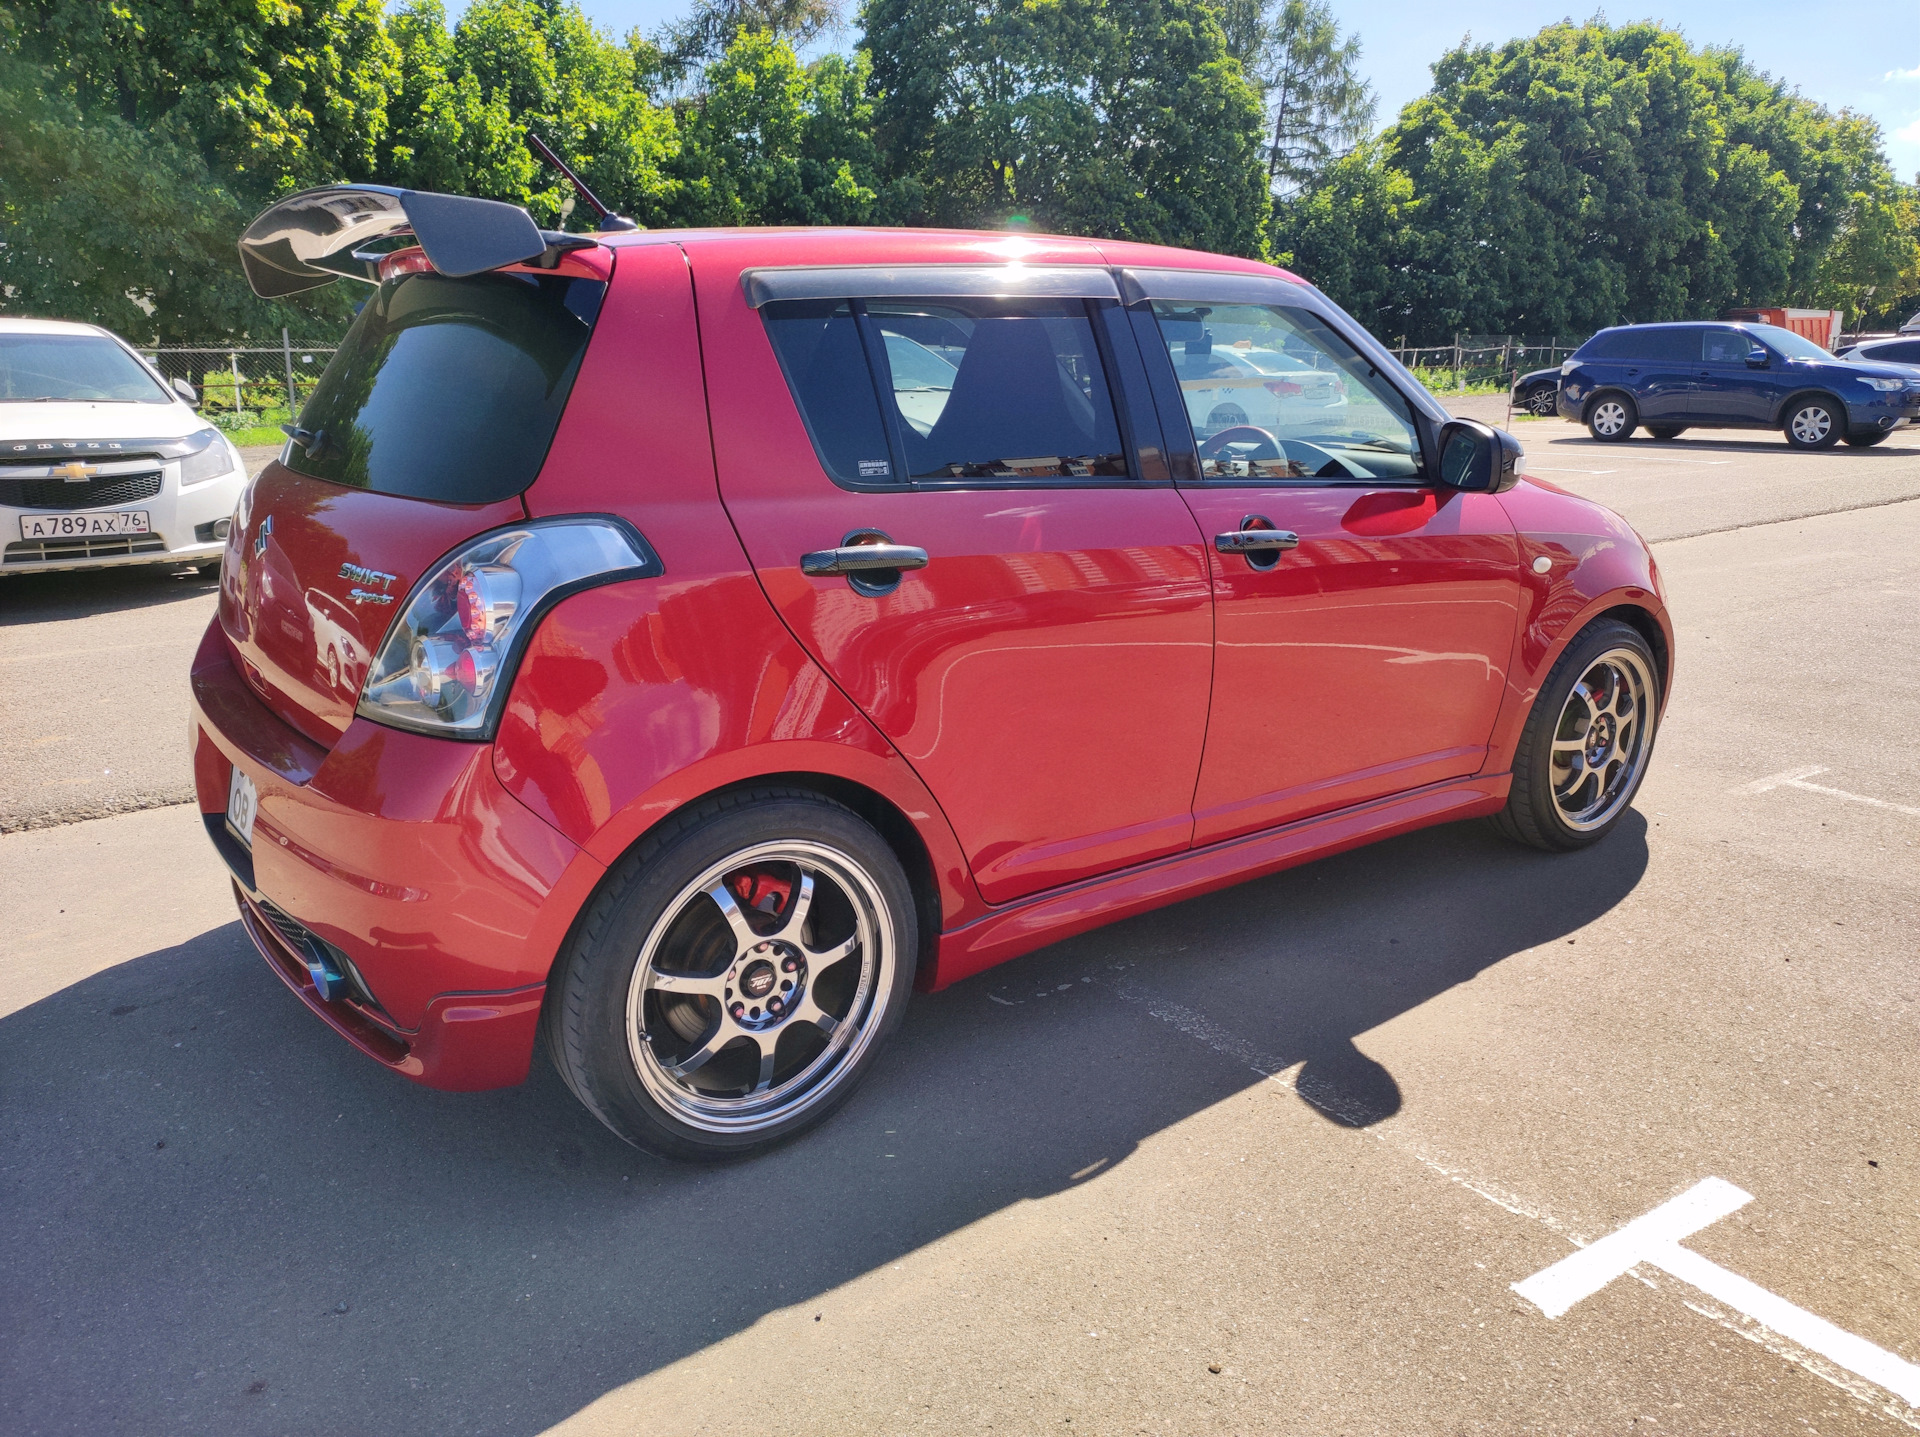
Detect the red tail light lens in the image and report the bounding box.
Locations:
[356,519,659,739]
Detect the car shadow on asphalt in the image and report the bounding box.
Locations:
[0,562,217,624]
[1540,433,1917,458]
[0,812,1647,1434]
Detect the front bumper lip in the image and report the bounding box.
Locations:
[1,466,243,572]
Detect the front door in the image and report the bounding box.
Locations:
[1138,294,1523,844]
[699,260,1215,904]
[1691,326,1774,424]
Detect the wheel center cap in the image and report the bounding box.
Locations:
[1588,714,1616,758]
[741,960,777,1000]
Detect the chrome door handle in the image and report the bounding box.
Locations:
[800,543,929,576]
[1214,529,1300,554]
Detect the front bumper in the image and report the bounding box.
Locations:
[1843,394,1920,430]
[188,617,603,1090]
[2,463,244,573]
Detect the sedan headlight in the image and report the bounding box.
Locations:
[357,518,660,739]
[1857,376,1907,392]
[178,428,243,484]
[1560,360,1576,375]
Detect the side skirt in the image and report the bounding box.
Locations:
[926,773,1510,990]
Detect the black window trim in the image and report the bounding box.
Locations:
[742,264,1121,310]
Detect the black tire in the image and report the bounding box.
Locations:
[1525,383,1559,417]
[1585,393,1637,442]
[1844,428,1891,448]
[1646,426,1687,440]
[544,788,918,1161]
[1491,619,1661,852]
[1783,396,1843,449]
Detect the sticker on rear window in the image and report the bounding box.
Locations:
[858,459,891,477]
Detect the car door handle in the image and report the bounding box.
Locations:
[1214,529,1300,554]
[800,543,929,576]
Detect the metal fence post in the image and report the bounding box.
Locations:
[282,328,298,416]
[228,351,244,417]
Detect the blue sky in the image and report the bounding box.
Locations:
[447,0,1920,179]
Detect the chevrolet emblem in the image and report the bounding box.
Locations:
[52,461,96,482]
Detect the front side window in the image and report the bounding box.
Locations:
[1148,301,1423,481]
[1702,328,1749,364]
[0,334,170,403]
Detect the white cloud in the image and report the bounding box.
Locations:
[1885,64,1920,82]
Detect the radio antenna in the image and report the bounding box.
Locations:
[526,131,638,233]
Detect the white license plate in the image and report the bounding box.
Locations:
[19,510,151,540]
[226,766,259,849]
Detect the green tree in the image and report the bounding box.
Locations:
[1213,0,1375,197]
[864,0,1272,256]
[658,0,843,81]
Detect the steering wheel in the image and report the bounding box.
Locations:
[1199,425,1282,461]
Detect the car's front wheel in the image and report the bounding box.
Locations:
[1586,394,1637,441]
[1525,382,1559,416]
[544,789,917,1161]
[1784,397,1843,449]
[1491,619,1660,852]
[1844,428,1891,448]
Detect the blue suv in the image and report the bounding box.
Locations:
[1558,321,1920,449]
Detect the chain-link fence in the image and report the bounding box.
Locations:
[1386,335,1590,393]
[142,333,337,432]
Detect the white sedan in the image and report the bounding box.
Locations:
[1,317,247,575]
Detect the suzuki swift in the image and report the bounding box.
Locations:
[192,185,1672,1160]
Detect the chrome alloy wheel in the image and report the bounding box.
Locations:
[625,840,896,1135]
[1789,403,1833,444]
[1527,385,1558,416]
[1590,400,1629,436]
[1549,648,1656,831]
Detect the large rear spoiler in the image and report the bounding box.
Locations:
[237,185,567,298]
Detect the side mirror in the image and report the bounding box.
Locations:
[170,376,199,405]
[1437,418,1523,494]
[1746,347,1769,369]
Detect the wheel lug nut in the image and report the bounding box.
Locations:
[729,1002,745,1019]
[781,957,797,972]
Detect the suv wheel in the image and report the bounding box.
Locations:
[1586,394,1637,441]
[1491,620,1660,851]
[1646,426,1686,440]
[1844,428,1891,448]
[1784,397,1842,449]
[544,789,917,1161]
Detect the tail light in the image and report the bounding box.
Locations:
[1263,379,1304,397]
[357,518,660,738]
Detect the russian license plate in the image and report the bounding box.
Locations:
[226,766,259,849]
[19,510,151,540]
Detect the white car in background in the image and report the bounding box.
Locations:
[1,317,247,575]
[1174,339,1349,439]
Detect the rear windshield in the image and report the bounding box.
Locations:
[286,270,605,502]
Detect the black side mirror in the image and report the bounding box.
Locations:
[1437,418,1523,494]
[1746,347,1769,369]
[170,376,199,405]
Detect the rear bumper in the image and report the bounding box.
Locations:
[189,616,604,1090]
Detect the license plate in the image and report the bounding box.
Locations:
[226,766,259,849]
[19,510,151,540]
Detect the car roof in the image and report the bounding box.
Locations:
[601,226,1302,285]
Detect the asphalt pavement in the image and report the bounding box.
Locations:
[2,418,1916,1434]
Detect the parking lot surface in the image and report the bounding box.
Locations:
[1,418,1915,1434]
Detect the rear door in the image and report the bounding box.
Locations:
[1630,327,1698,424]
[1131,281,1521,843]
[697,256,1214,905]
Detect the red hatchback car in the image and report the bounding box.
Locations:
[192,187,1670,1159]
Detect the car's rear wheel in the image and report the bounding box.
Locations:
[1646,426,1687,440]
[544,789,916,1161]
[1525,382,1558,416]
[1784,397,1843,449]
[1491,620,1660,852]
[1844,428,1891,447]
[1586,394,1637,441]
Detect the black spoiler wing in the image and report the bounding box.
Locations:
[237,185,549,298]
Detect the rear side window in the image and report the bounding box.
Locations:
[286,270,605,503]
[762,297,1127,484]
[1872,340,1920,363]
[1576,330,1640,360]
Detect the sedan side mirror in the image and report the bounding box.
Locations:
[1746,347,1770,369]
[1437,418,1523,494]
[170,376,199,405]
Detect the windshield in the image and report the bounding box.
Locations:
[286,269,605,503]
[0,334,170,403]
[1752,324,1834,363]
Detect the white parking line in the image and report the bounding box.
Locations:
[1527,466,1618,475]
[1515,1179,1920,1407]
[1742,766,1920,818]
